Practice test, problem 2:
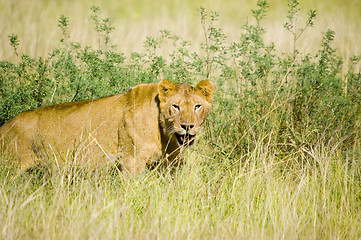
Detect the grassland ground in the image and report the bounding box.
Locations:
[1,139,361,239]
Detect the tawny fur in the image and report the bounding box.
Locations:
[0,80,214,175]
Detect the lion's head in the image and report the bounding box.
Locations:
[158,79,214,147]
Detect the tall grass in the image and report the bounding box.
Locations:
[1,0,361,239]
[1,140,360,239]
[1,0,360,62]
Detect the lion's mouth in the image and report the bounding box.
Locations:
[174,132,195,146]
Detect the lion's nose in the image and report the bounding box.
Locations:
[181,124,194,131]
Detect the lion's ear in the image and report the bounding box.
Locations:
[195,80,214,103]
[158,79,177,101]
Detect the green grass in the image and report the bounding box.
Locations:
[1,142,360,239]
[1,0,361,239]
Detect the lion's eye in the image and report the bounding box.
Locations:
[172,105,180,111]
[194,104,202,111]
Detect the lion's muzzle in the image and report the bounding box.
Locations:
[174,124,197,146]
[174,132,195,146]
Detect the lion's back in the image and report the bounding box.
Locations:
[0,83,160,141]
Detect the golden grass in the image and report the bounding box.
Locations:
[1,138,360,239]
[1,0,360,67]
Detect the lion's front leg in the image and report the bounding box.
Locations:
[117,145,163,177]
[118,155,147,177]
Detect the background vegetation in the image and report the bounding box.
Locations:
[1,0,360,61]
[1,0,361,239]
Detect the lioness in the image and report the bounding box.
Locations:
[0,80,214,175]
